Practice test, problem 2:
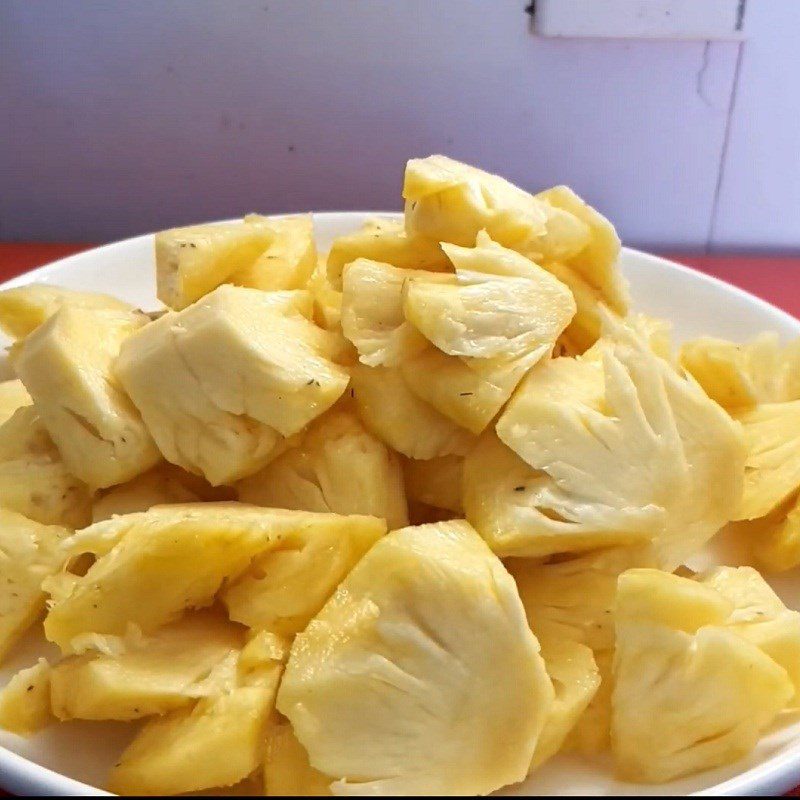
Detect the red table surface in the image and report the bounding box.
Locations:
[0,243,798,798]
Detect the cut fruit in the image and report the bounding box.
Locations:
[350,364,475,460]
[402,454,464,514]
[277,520,554,796]
[0,380,31,427]
[237,408,408,531]
[155,218,274,310]
[116,285,350,485]
[44,503,385,652]
[15,306,160,490]
[0,659,52,735]
[264,720,332,797]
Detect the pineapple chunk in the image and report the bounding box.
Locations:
[340,259,438,367]
[403,155,549,248]
[0,380,31,426]
[277,520,554,796]
[566,649,614,755]
[464,432,652,558]
[155,218,274,310]
[116,285,350,485]
[612,569,793,783]
[0,509,71,662]
[15,306,160,490]
[402,454,463,514]
[44,504,385,652]
[264,720,332,797]
[350,364,475,459]
[0,283,133,339]
[237,408,407,530]
[108,633,284,796]
[681,332,800,410]
[50,610,243,721]
[733,401,800,521]
[0,659,52,735]
[531,639,600,771]
[497,317,745,569]
[91,464,213,522]
[753,495,800,573]
[699,566,800,702]
[308,255,343,330]
[327,216,449,288]
[229,215,316,291]
[509,548,636,653]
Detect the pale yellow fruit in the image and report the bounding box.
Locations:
[155,218,274,310]
[277,520,554,796]
[327,217,449,288]
[237,408,407,530]
[0,509,71,663]
[0,283,133,339]
[15,306,160,490]
[264,720,332,797]
[402,454,463,514]
[229,215,316,291]
[734,401,800,521]
[0,659,52,735]
[0,405,92,527]
[50,610,243,721]
[699,566,800,703]
[0,380,31,426]
[116,285,350,485]
[350,364,475,460]
[753,494,800,573]
[308,256,343,330]
[509,548,636,653]
[681,332,800,410]
[403,155,549,248]
[108,632,284,796]
[531,638,600,771]
[44,503,384,652]
[340,259,439,367]
[612,569,793,783]
[464,432,652,558]
[626,313,675,363]
[566,649,613,755]
[497,317,745,569]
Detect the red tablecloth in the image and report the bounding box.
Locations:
[0,243,798,798]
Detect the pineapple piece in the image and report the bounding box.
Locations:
[566,649,613,755]
[402,454,463,514]
[350,364,475,459]
[733,401,800,521]
[509,548,636,653]
[116,285,350,485]
[15,306,160,490]
[50,610,243,721]
[223,497,386,635]
[44,504,385,652]
[625,313,675,363]
[753,495,800,573]
[308,256,343,330]
[155,218,274,310]
[497,317,745,569]
[700,566,800,702]
[0,659,52,735]
[681,332,800,410]
[327,216,449,288]
[464,432,652,558]
[531,639,600,771]
[91,464,212,522]
[612,569,793,783]
[403,155,549,248]
[237,408,407,530]
[0,509,70,662]
[405,240,575,363]
[277,520,554,796]
[0,283,133,340]
[229,215,316,291]
[108,633,284,796]
[0,380,31,426]
[340,259,438,367]
[264,720,332,797]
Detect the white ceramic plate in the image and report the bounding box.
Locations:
[1,212,799,797]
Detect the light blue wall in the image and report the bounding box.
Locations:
[0,0,796,251]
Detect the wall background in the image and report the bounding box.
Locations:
[0,0,796,252]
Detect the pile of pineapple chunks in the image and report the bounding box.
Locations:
[0,156,800,795]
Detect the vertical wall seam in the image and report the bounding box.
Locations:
[707,41,745,253]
